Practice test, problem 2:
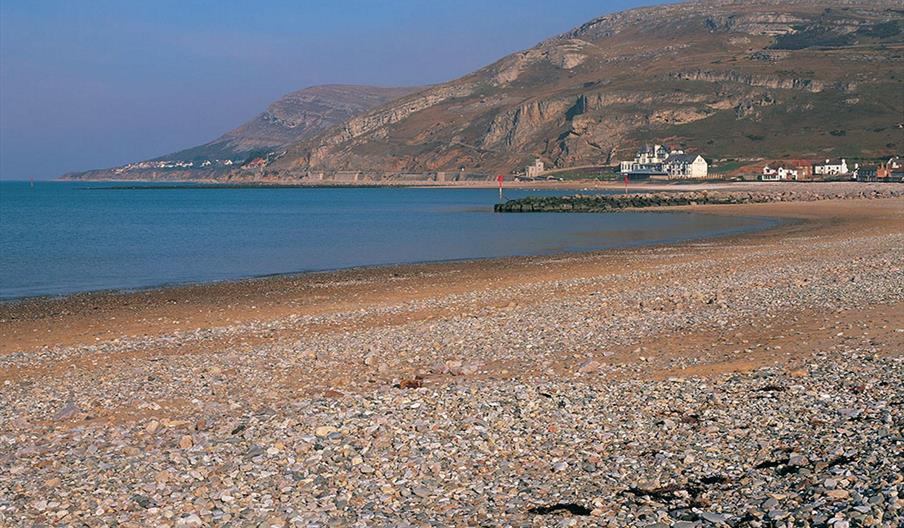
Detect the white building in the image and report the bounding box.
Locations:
[664,153,708,179]
[813,158,848,176]
[620,145,707,179]
[525,158,545,178]
[762,162,799,181]
[620,144,669,174]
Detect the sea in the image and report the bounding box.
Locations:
[0,181,775,299]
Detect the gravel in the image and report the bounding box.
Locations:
[1,194,902,527]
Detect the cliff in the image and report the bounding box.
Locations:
[262,0,902,180]
[62,85,419,181]
[65,0,904,182]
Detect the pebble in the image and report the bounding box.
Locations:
[1,188,901,526]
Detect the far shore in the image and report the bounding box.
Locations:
[49,176,902,193]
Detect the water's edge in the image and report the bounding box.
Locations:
[0,211,783,303]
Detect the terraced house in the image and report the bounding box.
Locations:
[664,153,708,179]
[813,158,849,177]
[762,162,799,181]
[620,145,708,179]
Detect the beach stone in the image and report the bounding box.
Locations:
[315,426,337,437]
[827,489,851,500]
[1,184,902,527]
[700,512,728,524]
[412,486,431,498]
[176,513,204,527]
[578,359,602,373]
[444,360,464,375]
[53,401,80,420]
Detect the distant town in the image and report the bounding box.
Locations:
[97,143,904,185]
[112,158,236,174]
[514,144,904,183]
[761,156,903,182]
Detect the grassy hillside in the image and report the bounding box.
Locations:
[261,0,903,179]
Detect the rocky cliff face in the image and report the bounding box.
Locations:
[208,85,420,155]
[263,0,902,180]
[63,85,419,180]
[65,0,904,182]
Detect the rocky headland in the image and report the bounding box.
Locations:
[63,0,903,182]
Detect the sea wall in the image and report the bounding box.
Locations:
[494,188,904,212]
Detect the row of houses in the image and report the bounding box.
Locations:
[111,158,237,175]
[762,157,903,182]
[519,148,901,183]
[619,144,709,179]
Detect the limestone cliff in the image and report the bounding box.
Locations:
[65,0,904,182]
[265,0,902,179]
[63,85,419,180]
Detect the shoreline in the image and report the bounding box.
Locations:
[2,196,902,526]
[0,208,780,304]
[0,197,876,356]
[44,177,904,191]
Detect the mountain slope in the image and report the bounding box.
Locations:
[261,0,903,180]
[63,85,419,180]
[164,85,421,161]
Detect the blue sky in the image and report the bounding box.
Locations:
[0,0,668,179]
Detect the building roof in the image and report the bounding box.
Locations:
[638,144,668,154]
[814,158,846,166]
[667,153,702,163]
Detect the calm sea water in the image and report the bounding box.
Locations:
[0,181,774,299]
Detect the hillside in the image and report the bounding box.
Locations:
[63,0,904,183]
[62,85,419,180]
[260,0,902,180]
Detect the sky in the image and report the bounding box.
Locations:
[0,0,669,179]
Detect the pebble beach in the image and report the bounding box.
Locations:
[1,185,902,527]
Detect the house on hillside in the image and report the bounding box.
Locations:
[762,162,799,181]
[525,158,545,178]
[813,158,849,177]
[886,156,904,182]
[636,144,670,165]
[854,165,879,182]
[664,153,708,179]
[620,144,707,179]
[793,161,814,180]
[619,144,669,176]
[243,158,267,169]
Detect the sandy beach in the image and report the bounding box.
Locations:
[1,187,902,526]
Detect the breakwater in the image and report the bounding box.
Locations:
[494,188,904,212]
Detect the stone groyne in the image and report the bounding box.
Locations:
[494,188,904,212]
